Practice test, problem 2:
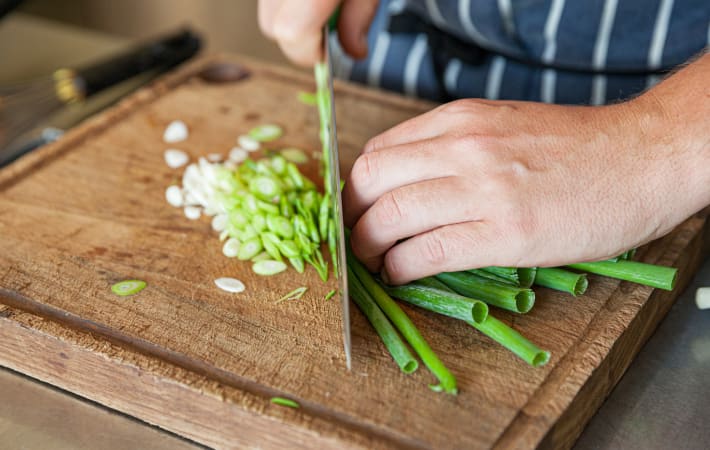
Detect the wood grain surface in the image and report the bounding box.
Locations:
[0,55,707,449]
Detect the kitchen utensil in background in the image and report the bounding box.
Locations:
[0,28,201,165]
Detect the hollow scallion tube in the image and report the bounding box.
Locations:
[348,267,418,374]
[468,315,550,367]
[348,250,457,394]
[383,283,488,324]
[477,267,538,288]
[436,271,535,313]
[534,267,588,296]
[416,277,549,366]
[567,260,677,291]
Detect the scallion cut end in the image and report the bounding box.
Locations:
[111,280,146,297]
[471,301,489,323]
[515,291,535,314]
[532,351,551,367]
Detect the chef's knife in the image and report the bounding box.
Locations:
[320,23,351,370]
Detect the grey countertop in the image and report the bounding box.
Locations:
[2,12,709,450]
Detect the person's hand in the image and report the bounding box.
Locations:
[342,65,710,284]
[258,0,379,66]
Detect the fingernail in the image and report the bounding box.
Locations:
[380,268,391,285]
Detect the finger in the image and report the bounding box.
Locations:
[342,137,459,227]
[382,221,519,285]
[350,177,486,272]
[258,0,284,39]
[276,32,326,67]
[363,104,456,154]
[273,0,340,41]
[337,0,379,59]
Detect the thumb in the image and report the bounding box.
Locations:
[337,0,380,60]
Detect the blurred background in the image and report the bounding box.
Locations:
[0,0,292,162]
[1,0,288,83]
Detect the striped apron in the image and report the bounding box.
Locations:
[331,0,710,105]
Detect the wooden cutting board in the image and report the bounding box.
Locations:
[0,55,707,450]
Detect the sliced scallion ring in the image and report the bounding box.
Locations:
[253,260,288,276]
[111,280,147,297]
[248,124,283,142]
[280,148,309,164]
[214,277,245,293]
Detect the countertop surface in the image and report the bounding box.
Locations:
[1,12,709,450]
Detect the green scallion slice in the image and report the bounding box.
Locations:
[253,260,288,276]
[111,280,146,297]
[270,397,300,408]
[249,124,283,142]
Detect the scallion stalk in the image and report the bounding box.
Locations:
[348,250,457,394]
[348,267,418,374]
[468,316,550,367]
[567,260,677,291]
[534,267,588,296]
[436,271,535,313]
[383,283,488,324]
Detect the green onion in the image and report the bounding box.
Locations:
[476,267,538,288]
[324,289,336,301]
[280,148,309,164]
[253,260,288,276]
[266,215,294,239]
[276,286,307,303]
[260,232,283,261]
[297,91,317,106]
[383,283,488,324]
[468,269,515,285]
[468,315,550,367]
[249,176,281,199]
[249,124,283,142]
[534,267,588,296]
[567,260,677,291]
[348,267,418,374]
[418,279,550,366]
[436,271,535,314]
[111,280,146,297]
[270,397,300,408]
[288,256,306,273]
[237,238,263,260]
[348,249,457,394]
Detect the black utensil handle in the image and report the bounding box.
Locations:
[0,0,23,20]
[75,28,201,98]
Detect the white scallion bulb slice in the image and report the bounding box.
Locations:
[184,205,202,220]
[252,260,288,276]
[214,277,245,293]
[163,120,189,143]
[222,238,241,258]
[207,153,222,162]
[238,135,260,152]
[164,149,189,168]
[165,185,183,207]
[696,287,710,310]
[248,124,283,142]
[229,147,248,163]
[111,280,147,296]
[211,214,228,232]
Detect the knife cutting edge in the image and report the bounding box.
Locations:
[317,22,351,370]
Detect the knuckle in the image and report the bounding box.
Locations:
[349,153,378,190]
[374,190,406,227]
[419,230,448,266]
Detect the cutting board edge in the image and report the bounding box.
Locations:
[0,306,381,450]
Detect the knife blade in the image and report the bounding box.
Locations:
[321,25,351,370]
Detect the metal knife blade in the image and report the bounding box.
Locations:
[323,26,351,370]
